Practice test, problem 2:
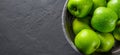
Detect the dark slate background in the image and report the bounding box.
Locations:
[0,0,80,55]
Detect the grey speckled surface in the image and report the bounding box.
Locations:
[0,0,80,55]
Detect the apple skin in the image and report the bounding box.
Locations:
[72,17,91,35]
[96,33,115,52]
[113,20,120,41]
[113,28,120,41]
[91,7,118,32]
[90,0,106,15]
[67,0,93,18]
[74,29,100,55]
[107,0,120,18]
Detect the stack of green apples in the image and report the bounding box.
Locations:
[67,0,120,55]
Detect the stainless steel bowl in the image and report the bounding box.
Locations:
[62,0,120,55]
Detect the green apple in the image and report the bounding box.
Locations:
[107,0,120,18]
[113,28,120,41]
[74,29,100,55]
[67,0,93,18]
[91,7,118,32]
[72,17,91,35]
[96,33,115,52]
[90,0,106,15]
[113,20,120,41]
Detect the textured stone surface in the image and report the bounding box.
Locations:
[0,0,80,55]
